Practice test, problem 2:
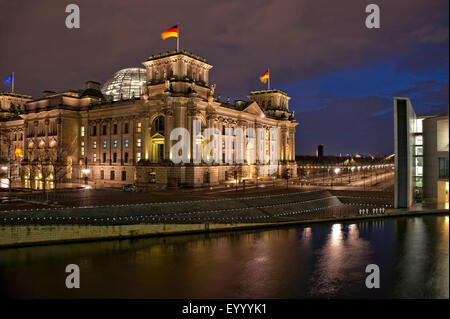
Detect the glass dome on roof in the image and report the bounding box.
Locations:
[101,68,146,101]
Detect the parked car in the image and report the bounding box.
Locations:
[123,184,137,192]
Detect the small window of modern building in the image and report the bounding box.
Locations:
[102,125,107,135]
[113,152,117,163]
[415,135,423,146]
[437,119,449,152]
[124,152,129,163]
[121,171,126,181]
[110,170,115,180]
[113,124,118,135]
[102,152,106,163]
[100,170,104,180]
[439,158,449,179]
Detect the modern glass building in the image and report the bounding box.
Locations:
[101,68,146,101]
[394,97,449,209]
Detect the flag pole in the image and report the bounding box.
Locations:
[177,25,180,51]
[267,68,270,90]
[12,72,14,93]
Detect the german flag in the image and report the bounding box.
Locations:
[259,70,269,84]
[161,25,178,40]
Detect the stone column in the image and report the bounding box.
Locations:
[281,127,288,162]
[44,119,49,148]
[289,127,295,161]
[163,109,173,160]
[56,117,62,148]
[130,117,135,164]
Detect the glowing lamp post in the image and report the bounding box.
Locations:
[81,168,90,185]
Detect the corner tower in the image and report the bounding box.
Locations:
[248,89,292,119]
[142,51,213,100]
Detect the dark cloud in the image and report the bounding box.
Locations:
[1,0,448,97]
[395,43,449,74]
[395,80,449,114]
[0,0,448,155]
[295,96,394,156]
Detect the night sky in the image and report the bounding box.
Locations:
[0,0,448,156]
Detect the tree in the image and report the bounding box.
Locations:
[0,129,23,193]
[25,140,76,193]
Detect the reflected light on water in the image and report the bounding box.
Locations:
[0,216,447,298]
[331,223,342,244]
[348,224,359,240]
[303,227,312,239]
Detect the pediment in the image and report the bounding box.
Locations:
[243,101,264,116]
[151,132,164,139]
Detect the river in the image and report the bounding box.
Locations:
[0,215,448,298]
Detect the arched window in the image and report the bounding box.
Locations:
[153,116,165,134]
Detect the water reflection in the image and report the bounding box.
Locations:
[0,215,448,299]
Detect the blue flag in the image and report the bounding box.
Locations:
[3,73,13,84]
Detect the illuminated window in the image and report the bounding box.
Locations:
[104,140,107,148]
[93,153,97,162]
[125,139,129,148]
[137,152,141,162]
[415,135,423,146]
[81,126,85,137]
[416,119,423,133]
[93,141,97,149]
[114,140,118,148]
[137,139,142,147]
[416,166,423,176]
[137,122,142,133]
[439,158,449,179]
[81,141,85,156]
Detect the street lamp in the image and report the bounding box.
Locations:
[81,168,90,185]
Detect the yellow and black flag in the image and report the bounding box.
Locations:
[161,25,179,40]
[259,70,269,84]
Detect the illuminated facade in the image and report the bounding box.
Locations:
[0,51,297,189]
[394,97,449,209]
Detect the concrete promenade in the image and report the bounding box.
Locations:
[0,189,447,248]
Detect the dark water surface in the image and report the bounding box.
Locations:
[0,215,448,298]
